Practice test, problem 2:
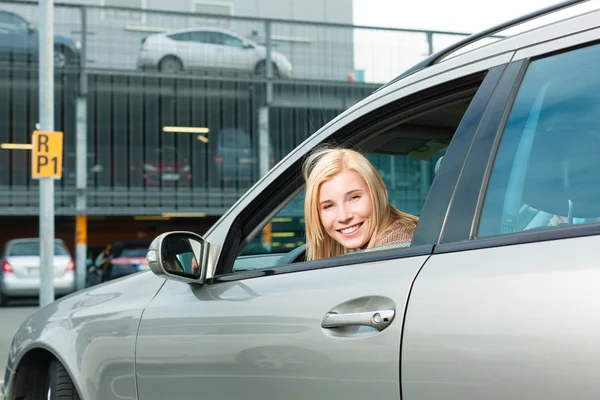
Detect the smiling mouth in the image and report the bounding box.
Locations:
[338,223,363,235]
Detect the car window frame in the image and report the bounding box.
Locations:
[211,69,504,282]
[436,36,600,255]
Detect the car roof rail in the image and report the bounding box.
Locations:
[374,0,589,93]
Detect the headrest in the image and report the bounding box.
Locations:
[522,114,600,218]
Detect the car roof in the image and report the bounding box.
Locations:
[7,238,66,244]
[162,26,245,37]
[378,0,596,92]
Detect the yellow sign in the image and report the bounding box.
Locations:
[262,222,272,247]
[31,130,63,179]
[76,215,87,245]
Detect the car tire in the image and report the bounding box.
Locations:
[54,46,71,69]
[159,56,183,73]
[0,291,8,307]
[47,359,80,400]
[255,60,280,78]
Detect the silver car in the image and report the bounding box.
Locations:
[136,27,293,77]
[0,238,75,306]
[5,1,600,399]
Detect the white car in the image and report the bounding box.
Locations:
[137,27,293,78]
[0,238,75,305]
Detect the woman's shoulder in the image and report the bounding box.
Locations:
[374,218,416,248]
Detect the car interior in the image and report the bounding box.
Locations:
[230,96,476,272]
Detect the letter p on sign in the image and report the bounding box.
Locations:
[32,130,64,179]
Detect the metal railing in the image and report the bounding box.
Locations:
[0,0,477,83]
[0,0,476,216]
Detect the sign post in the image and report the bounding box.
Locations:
[32,130,63,307]
[36,0,57,308]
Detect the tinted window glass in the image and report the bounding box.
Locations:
[188,31,211,43]
[120,248,148,257]
[168,32,191,41]
[212,32,245,48]
[9,241,70,256]
[0,13,28,32]
[478,43,600,237]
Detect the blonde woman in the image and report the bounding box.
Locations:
[303,147,418,261]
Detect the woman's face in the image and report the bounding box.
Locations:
[318,169,374,250]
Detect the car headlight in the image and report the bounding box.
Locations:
[75,40,81,50]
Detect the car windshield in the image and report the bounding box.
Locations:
[9,241,70,256]
[119,248,148,258]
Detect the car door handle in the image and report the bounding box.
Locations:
[321,309,395,331]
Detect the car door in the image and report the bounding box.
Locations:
[134,56,510,400]
[187,30,223,70]
[401,30,600,400]
[210,31,256,72]
[170,30,216,70]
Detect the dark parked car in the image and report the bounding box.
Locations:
[86,240,151,286]
[212,127,275,186]
[0,9,80,68]
[141,147,192,186]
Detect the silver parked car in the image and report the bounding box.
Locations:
[5,1,600,399]
[136,27,293,77]
[0,238,75,306]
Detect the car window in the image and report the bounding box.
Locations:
[232,95,475,272]
[9,241,70,256]
[0,13,28,33]
[186,31,211,44]
[477,43,600,237]
[211,32,245,48]
[168,32,191,41]
[120,248,148,257]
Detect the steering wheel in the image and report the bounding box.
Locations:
[278,244,306,265]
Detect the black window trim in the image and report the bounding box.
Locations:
[437,40,600,254]
[434,223,600,255]
[438,59,528,246]
[411,63,507,245]
[212,70,498,282]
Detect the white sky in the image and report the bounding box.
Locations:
[352,0,559,33]
[350,0,561,83]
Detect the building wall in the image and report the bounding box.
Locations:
[0,0,355,81]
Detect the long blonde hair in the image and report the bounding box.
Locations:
[303,147,418,261]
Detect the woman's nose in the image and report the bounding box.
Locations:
[337,205,352,223]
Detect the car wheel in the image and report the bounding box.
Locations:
[255,61,280,78]
[54,46,71,69]
[159,56,183,73]
[46,359,80,400]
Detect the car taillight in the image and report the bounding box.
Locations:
[66,259,75,272]
[270,154,275,166]
[2,260,14,273]
[215,153,223,165]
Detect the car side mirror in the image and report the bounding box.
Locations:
[146,231,207,284]
[28,23,35,33]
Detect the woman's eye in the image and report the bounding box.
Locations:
[322,204,333,210]
[349,195,360,201]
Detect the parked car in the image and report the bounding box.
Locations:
[6,2,600,399]
[136,27,293,78]
[212,127,275,186]
[0,9,80,68]
[140,147,192,186]
[86,240,151,287]
[0,238,74,306]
